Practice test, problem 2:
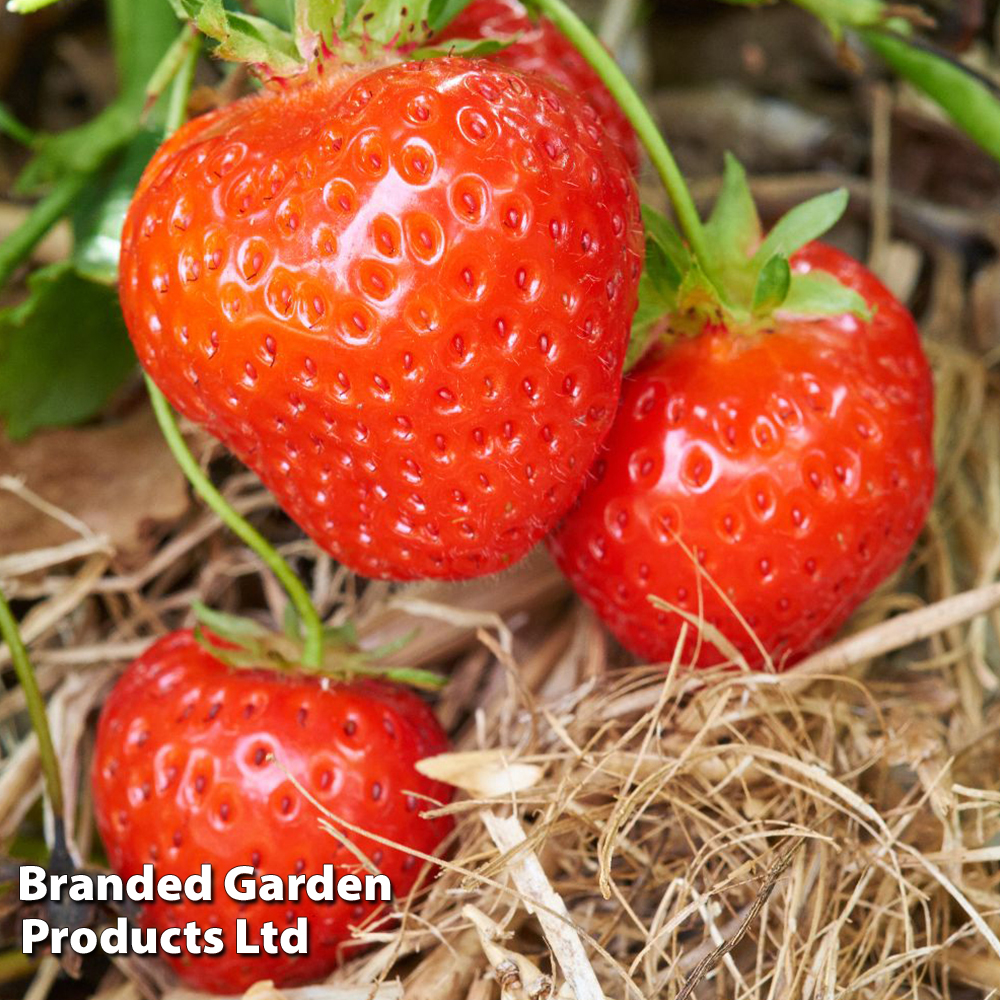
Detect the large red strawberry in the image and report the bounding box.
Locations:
[432,0,640,172]
[548,160,935,669]
[92,630,454,993]
[119,53,642,582]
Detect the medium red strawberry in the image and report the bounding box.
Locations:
[432,0,640,172]
[119,55,642,582]
[550,242,935,668]
[548,155,935,670]
[92,630,454,993]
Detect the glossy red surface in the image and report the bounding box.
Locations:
[434,0,641,172]
[92,631,454,993]
[548,244,936,669]
[120,58,642,580]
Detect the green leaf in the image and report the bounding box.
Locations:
[72,130,164,283]
[15,102,138,195]
[752,255,791,314]
[14,0,177,194]
[753,188,849,267]
[861,28,1000,164]
[0,265,136,439]
[781,271,873,320]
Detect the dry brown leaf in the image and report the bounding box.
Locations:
[0,406,188,561]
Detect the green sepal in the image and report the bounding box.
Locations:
[191,604,445,691]
[326,620,358,645]
[175,0,302,75]
[752,255,792,316]
[705,152,761,301]
[366,628,420,661]
[641,206,691,279]
[627,155,871,367]
[193,602,273,641]
[780,271,873,320]
[752,188,849,269]
[294,0,472,60]
[626,207,689,368]
[410,34,518,60]
[283,601,303,641]
[427,0,475,31]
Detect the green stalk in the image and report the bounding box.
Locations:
[164,30,199,132]
[0,591,63,817]
[146,381,324,669]
[528,0,716,282]
[0,171,89,290]
[147,45,325,669]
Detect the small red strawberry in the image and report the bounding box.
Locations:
[92,629,454,993]
[549,159,935,669]
[432,0,640,172]
[119,47,642,582]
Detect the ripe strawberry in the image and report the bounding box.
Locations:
[432,0,640,172]
[548,243,935,669]
[91,630,454,993]
[119,57,643,581]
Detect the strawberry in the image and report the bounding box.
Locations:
[431,0,640,172]
[91,630,454,993]
[119,55,643,582]
[548,156,935,669]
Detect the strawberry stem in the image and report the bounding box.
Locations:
[528,0,717,285]
[146,378,326,669]
[0,589,64,818]
[145,46,325,670]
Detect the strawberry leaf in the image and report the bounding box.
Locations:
[72,130,164,284]
[752,188,849,268]
[0,265,136,440]
[781,271,873,320]
[752,255,791,315]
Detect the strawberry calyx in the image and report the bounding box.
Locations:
[168,0,517,78]
[627,154,873,368]
[191,602,446,691]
